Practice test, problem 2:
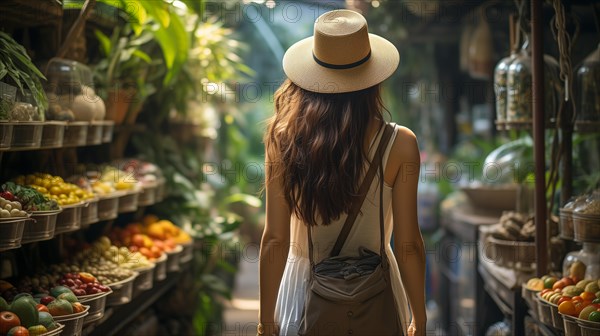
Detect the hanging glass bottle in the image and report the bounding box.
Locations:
[576,44,600,125]
[494,51,518,122]
[506,38,560,124]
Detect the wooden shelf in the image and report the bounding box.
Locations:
[85,263,190,336]
[0,0,63,28]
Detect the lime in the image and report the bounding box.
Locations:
[544,277,558,289]
[588,311,600,323]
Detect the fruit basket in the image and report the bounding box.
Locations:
[41,121,66,148]
[138,181,157,206]
[486,236,537,269]
[55,202,85,234]
[572,213,600,243]
[78,289,113,325]
[10,121,44,148]
[0,121,13,150]
[132,263,156,298]
[99,120,114,143]
[23,209,62,243]
[106,272,138,306]
[0,216,27,250]
[561,313,582,336]
[80,198,99,228]
[549,301,565,332]
[62,121,89,147]
[165,244,183,272]
[535,293,554,327]
[521,284,540,319]
[179,240,194,264]
[40,322,65,336]
[577,318,600,336]
[154,253,168,282]
[86,121,103,145]
[117,188,140,213]
[96,192,122,221]
[53,305,90,336]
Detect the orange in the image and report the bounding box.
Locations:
[559,301,577,316]
[581,292,596,302]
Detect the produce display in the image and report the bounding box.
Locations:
[100,166,140,191]
[0,195,26,219]
[0,284,84,336]
[112,159,163,187]
[69,236,140,282]
[490,212,557,241]
[106,216,191,262]
[1,182,58,212]
[0,294,61,336]
[12,173,95,206]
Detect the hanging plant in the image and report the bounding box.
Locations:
[0,31,47,117]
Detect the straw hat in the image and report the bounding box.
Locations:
[283,9,399,94]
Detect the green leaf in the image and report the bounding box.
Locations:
[222,193,262,208]
[152,11,189,85]
[140,0,170,28]
[94,29,112,56]
[131,50,152,64]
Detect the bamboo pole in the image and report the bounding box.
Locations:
[531,0,548,277]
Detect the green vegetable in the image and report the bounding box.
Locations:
[1,182,58,211]
[0,31,47,118]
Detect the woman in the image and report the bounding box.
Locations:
[259,9,426,336]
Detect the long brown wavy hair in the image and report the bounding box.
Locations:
[264,79,386,226]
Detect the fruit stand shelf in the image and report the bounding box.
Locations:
[85,262,190,336]
[478,262,527,335]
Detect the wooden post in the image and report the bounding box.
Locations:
[531,0,548,277]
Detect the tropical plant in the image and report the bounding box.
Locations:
[0,31,47,117]
[93,25,155,98]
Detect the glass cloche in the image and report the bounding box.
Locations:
[576,44,600,124]
[506,39,560,124]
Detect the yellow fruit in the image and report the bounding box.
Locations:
[570,261,586,281]
[527,278,544,291]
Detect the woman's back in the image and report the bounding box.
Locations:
[275,123,411,335]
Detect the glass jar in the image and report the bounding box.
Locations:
[506,39,560,123]
[494,52,517,122]
[574,191,600,216]
[576,44,600,123]
[562,243,600,280]
[44,58,102,122]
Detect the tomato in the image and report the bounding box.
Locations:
[0,311,21,335]
[78,272,96,284]
[559,301,577,316]
[558,296,572,305]
[553,280,566,290]
[581,292,596,302]
[6,326,28,336]
[572,296,583,303]
[36,304,49,313]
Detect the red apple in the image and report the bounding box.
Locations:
[0,311,20,335]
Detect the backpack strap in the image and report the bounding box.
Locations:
[306,123,394,267]
[328,123,394,257]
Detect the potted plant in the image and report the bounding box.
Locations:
[0,31,47,121]
[93,25,155,124]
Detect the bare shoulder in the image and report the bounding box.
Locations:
[390,125,420,162]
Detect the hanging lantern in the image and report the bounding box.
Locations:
[468,13,494,80]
